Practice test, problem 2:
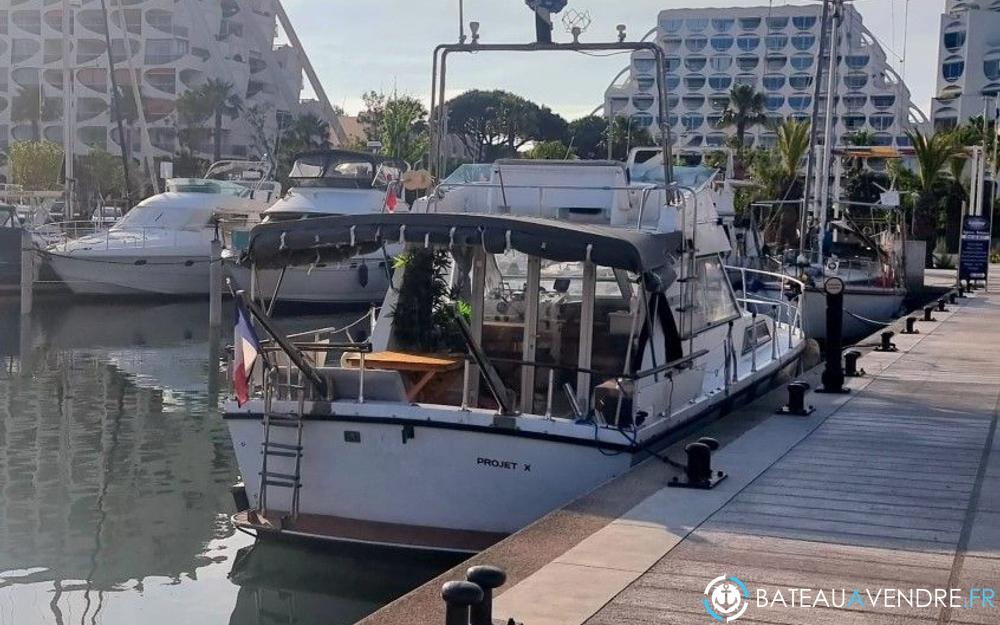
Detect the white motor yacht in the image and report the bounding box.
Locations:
[226,150,408,306]
[222,157,807,552]
[46,161,279,296]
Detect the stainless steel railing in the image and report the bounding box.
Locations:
[725,265,806,350]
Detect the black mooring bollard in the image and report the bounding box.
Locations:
[442,581,484,625]
[697,436,721,451]
[875,330,897,352]
[901,316,919,335]
[668,439,727,489]
[467,566,507,625]
[818,278,849,394]
[923,305,936,322]
[685,442,712,483]
[938,298,948,312]
[844,350,864,377]
[778,380,814,415]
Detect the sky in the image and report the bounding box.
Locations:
[281,0,945,121]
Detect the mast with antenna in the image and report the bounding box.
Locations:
[61,0,75,216]
[817,0,843,258]
[797,0,833,264]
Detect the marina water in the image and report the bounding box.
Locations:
[0,300,460,625]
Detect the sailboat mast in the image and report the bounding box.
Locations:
[98,0,133,208]
[797,0,832,263]
[817,0,843,258]
[62,0,74,217]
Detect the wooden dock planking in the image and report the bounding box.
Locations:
[360,278,999,625]
[586,291,1000,625]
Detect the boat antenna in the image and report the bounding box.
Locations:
[458,0,466,43]
[526,0,569,44]
[798,0,833,265]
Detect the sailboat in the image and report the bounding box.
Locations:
[740,0,907,340]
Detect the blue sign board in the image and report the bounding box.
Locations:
[959,214,991,281]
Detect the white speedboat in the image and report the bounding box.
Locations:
[226,150,408,306]
[222,157,806,552]
[46,162,277,296]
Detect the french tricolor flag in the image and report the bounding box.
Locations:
[233,298,262,406]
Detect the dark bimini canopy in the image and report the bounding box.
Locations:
[244,213,682,291]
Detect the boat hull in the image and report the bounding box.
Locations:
[753,284,905,340]
[46,251,211,296]
[228,259,390,305]
[223,340,803,552]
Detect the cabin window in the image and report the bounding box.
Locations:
[742,318,772,354]
[671,255,740,336]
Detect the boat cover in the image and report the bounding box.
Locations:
[244,212,682,291]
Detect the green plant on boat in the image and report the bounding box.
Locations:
[391,248,469,353]
[934,253,955,269]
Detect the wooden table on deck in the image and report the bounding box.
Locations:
[344,350,463,401]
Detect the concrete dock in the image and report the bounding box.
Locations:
[361,277,998,625]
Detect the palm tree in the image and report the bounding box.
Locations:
[774,119,811,246]
[287,113,330,150]
[845,129,876,147]
[775,119,811,180]
[602,116,653,160]
[905,129,960,266]
[719,85,767,147]
[176,79,242,161]
[12,85,60,142]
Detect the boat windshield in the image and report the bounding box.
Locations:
[288,153,404,190]
[631,164,717,190]
[113,202,214,230]
[165,178,251,197]
[440,164,493,187]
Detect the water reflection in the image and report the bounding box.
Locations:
[229,541,461,625]
[0,300,457,625]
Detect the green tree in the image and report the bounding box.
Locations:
[379,96,428,165]
[942,155,968,252]
[8,140,64,190]
[11,85,61,142]
[76,149,130,205]
[841,130,890,207]
[905,129,960,266]
[774,119,811,245]
[604,115,654,161]
[286,112,331,150]
[528,140,572,160]
[176,79,242,162]
[357,90,388,141]
[719,85,767,148]
[567,115,608,159]
[446,90,568,162]
[845,129,876,147]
